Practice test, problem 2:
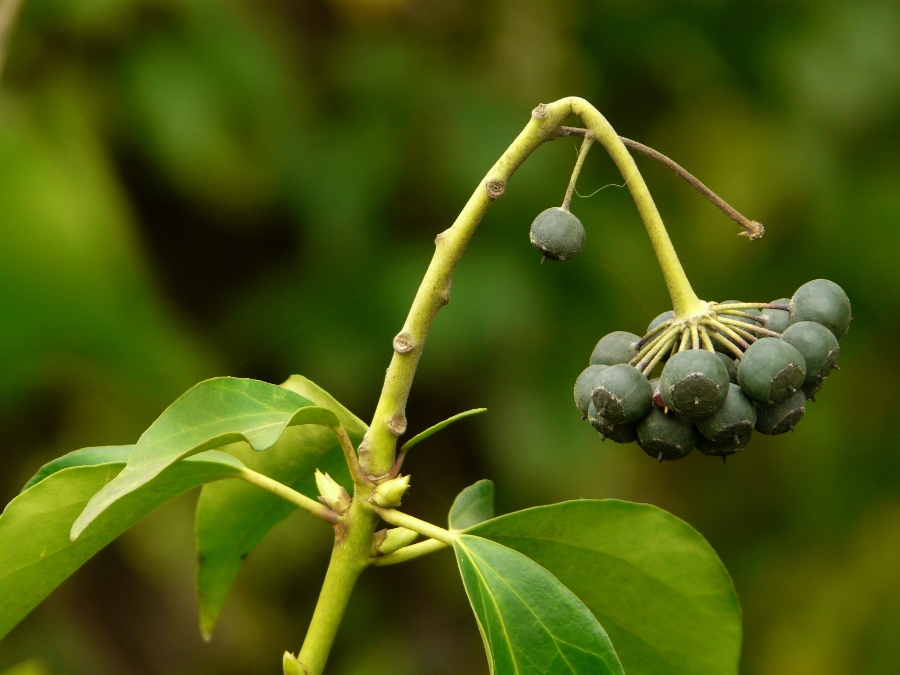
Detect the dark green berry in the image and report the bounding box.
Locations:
[590,331,640,366]
[529,207,586,261]
[659,350,730,417]
[755,391,806,435]
[574,365,609,417]
[695,384,756,454]
[790,279,852,340]
[590,364,653,424]
[781,321,840,398]
[647,310,674,334]
[761,298,791,334]
[716,352,739,384]
[588,402,638,443]
[637,407,698,461]
[738,337,807,405]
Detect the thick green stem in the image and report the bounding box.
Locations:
[357,101,572,478]
[295,500,378,675]
[359,97,703,479]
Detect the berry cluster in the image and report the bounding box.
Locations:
[574,279,851,463]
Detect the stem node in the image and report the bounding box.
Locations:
[485,179,506,199]
[392,332,416,354]
[387,413,408,437]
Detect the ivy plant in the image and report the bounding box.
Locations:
[1,97,851,674]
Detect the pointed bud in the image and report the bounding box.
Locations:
[315,470,350,515]
[374,527,419,555]
[371,474,410,508]
[283,652,306,675]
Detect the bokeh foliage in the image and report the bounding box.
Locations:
[0,1,898,673]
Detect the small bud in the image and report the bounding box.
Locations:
[372,474,410,508]
[374,527,419,555]
[283,651,306,675]
[315,470,350,515]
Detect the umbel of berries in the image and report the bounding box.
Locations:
[547,128,851,463]
[573,275,850,463]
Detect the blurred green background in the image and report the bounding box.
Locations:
[0,0,897,673]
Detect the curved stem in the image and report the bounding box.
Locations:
[358,102,572,478]
[360,97,704,479]
[568,99,706,318]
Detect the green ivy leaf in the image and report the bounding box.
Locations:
[454,534,624,675]
[469,500,742,675]
[20,445,133,492]
[195,375,367,639]
[449,479,494,531]
[70,377,335,541]
[0,448,244,639]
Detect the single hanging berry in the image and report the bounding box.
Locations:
[529,207,585,261]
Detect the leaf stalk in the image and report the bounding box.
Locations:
[239,469,339,525]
